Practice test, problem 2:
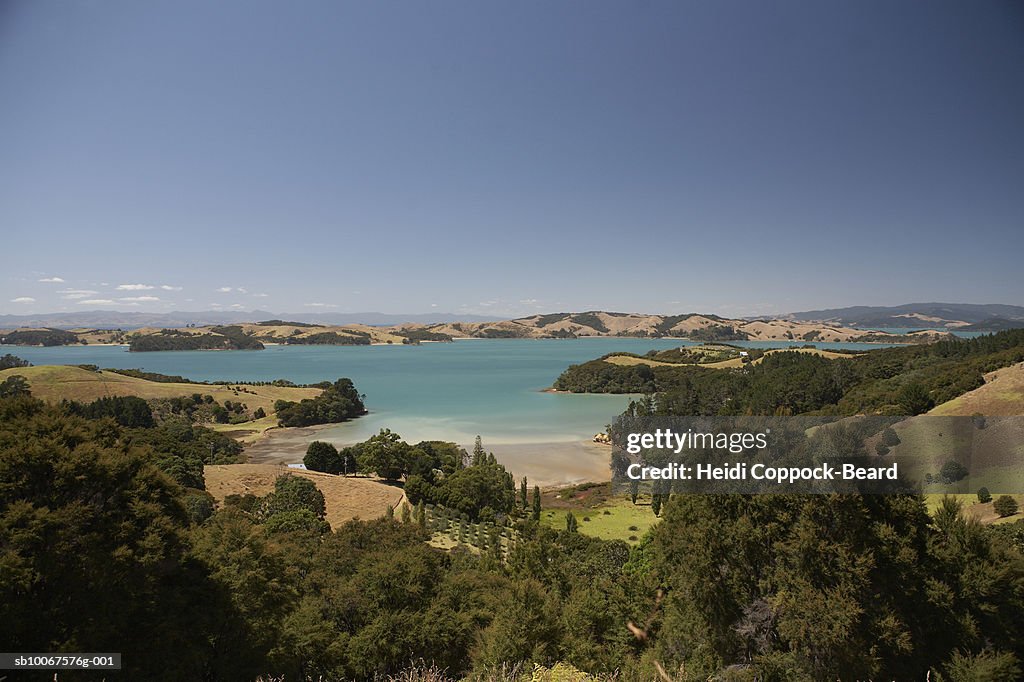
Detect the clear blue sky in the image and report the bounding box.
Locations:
[2,0,1022,317]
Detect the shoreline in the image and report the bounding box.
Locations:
[242,423,613,488]
[0,332,955,352]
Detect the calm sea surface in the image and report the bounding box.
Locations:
[9,338,907,447]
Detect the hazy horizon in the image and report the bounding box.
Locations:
[3,1,1022,316]
[3,302,1024,328]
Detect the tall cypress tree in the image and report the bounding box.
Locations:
[473,435,485,466]
[532,485,541,521]
[416,500,426,528]
[565,512,578,532]
[489,526,503,560]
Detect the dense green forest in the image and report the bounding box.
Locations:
[274,377,367,427]
[687,325,749,341]
[256,319,321,327]
[0,327,80,346]
[0,353,32,369]
[129,327,265,351]
[305,431,465,481]
[400,329,456,343]
[3,388,1024,680]
[282,330,371,345]
[554,329,1024,416]
[305,433,517,522]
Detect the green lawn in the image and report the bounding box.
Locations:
[540,498,658,543]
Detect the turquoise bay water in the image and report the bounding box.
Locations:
[9,338,902,447]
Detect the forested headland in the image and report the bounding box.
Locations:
[128,326,266,351]
[554,329,1024,416]
[0,361,367,433]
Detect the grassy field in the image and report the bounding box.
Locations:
[539,488,1023,540]
[204,463,405,528]
[930,361,1024,417]
[923,493,1024,525]
[207,414,285,442]
[604,355,684,368]
[541,502,657,542]
[539,482,659,543]
[0,364,320,414]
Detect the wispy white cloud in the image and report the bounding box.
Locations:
[38,277,64,283]
[237,287,248,294]
[78,299,115,305]
[119,296,160,302]
[217,287,234,293]
[116,283,154,291]
[58,289,99,300]
[456,298,549,317]
[10,296,35,304]
[303,302,337,308]
[160,285,183,291]
[253,293,269,298]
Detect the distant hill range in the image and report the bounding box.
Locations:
[0,310,504,330]
[1,311,958,350]
[4,304,1019,334]
[786,303,1024,331]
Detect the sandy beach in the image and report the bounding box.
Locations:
[489,440,612,487]
[244,423,345,463]
[243,425,612,487]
